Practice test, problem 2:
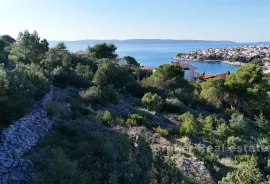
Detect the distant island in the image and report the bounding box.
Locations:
[49,39,235,45]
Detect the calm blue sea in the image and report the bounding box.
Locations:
[49,42,268,74]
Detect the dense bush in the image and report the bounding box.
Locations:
[200,77,226,108]
[26,120,153,184]
[142,64,184,90]
[87,43,118,60]
[142,92,165,112]
[169,87,198,108]
[0,38,8,65]
[125,114,145,126]
[101,84,119,104]
[227,136,242,152]
[102,110,124,126]
[216,122,231,141]
[202,115,214,138]
[1,63,49,124]
[178,112,197,137]
[79,86,102,104]
[193,144,220,174]
[153,126,169,137]
[9,30,49,64]
[75,63,94,80]
[92,61,145,96]
[102,110,114,126]
[219,156,262,184]
[0,53,8,65]
[42,42,71,70]
[153,150,183,183]
[229,113,249,132]
[11,63,49,98]
[0,69,9,124]
[133,67,152,80]
[164,98,188,113]
[52,67,90,88]
[33,148,84,184]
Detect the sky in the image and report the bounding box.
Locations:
[0,0,269,42]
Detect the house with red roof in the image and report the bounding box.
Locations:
[199,72,230,80]
[74,50,87,56]
[141,66,156,72]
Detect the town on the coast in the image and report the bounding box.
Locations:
[75,44,270,81]
[174,44,270,63]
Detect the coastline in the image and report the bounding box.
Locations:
[223,60,246,66]
[172,57,246,66]
[173,57,222,63]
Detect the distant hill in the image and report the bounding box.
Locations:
[49,39,235,45]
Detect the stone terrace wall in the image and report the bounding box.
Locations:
[0,85,54,184]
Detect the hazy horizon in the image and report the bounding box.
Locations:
[48,39,270,44]
[1,0,270,42]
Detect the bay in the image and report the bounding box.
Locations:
[49,42,269,74]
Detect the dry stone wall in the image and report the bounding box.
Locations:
[0,85,54,184]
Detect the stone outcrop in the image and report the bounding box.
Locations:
[0,85,54,184]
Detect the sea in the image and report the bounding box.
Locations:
[49,42,270,75]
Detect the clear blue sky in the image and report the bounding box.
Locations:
[0,0,269,42]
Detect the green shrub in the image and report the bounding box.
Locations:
[113,117,125,126]
[11,63,49,98]
[93,61,137,93]
[153,126,169,137]
[216,123,231,141]
[202,115,214,137]
[27,119,153,184]
[79,86,102,104]
[170,88,196,107]
[101,111,125,127]
[52,67,90,88]
[142,92,165,112]
[125,114,145,126]
[0,69,9,124]
[101,84,119,104]
[102,110,113,126]
[178,112,197,137]
[0,69,9,96]
[153,150,183,183]
[227,136,242,153]
[75,63,94,80]
[33,148,83,184]
[0,53,8,65]
[229,113,249,132]
[193,144,220,174]
[1,63,49,124]
[219,156,263,184]
[254,112,269,131]
[164,98,188,113]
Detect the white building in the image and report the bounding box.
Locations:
[170,61,198,79]
[116,58,128,65]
